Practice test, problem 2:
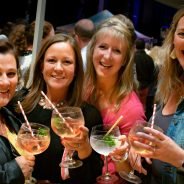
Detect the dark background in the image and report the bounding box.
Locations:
[0,0,178,44]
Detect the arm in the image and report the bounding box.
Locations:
[0,137,25,184]
[68,103,103,184]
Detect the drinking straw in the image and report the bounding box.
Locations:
[17,101,34,137]
[105,115,123,136]
[41,91,65,122]
[151,103,157,128]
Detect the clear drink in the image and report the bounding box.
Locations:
[90,124,121,183]
[90,134,121,156]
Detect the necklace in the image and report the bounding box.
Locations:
[39,96,65,109]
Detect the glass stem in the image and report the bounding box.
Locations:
[67,150,75,163]
[129,154,138,177]
[104,156,110,176]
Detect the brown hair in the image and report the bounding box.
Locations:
[21,33,84,113]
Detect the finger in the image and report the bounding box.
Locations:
[110,145,128,157]
[24,155,35,161]
[79,126,89,133]
[145,157,152,164]
[135,132,156,142]
[79,126,89,138]
[118,135,127,141]
[144,127,165,141]
[133,140,155,153]
[140,167,147,175]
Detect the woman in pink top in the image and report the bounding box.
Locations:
[84,15,146,180]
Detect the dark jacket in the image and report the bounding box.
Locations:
[135,50,156,90]
[0,107,24,184]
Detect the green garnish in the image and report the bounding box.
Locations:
[54,116,63,127]
[38,127,47,136]
[103,135,116,147]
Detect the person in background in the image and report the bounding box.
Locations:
[16,33,103,184]
[28,20,55,45]
[8,20,55,88]
[0,40,35,184]
[134,38,156,119]
[74,18,95,71]
[131,8,184,184]
[84,15,145,179]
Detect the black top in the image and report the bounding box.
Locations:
[23,102,103,184]
[0,107,25,184]
[135,50,156,90]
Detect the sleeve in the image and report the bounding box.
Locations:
[68,103,103,184]
[0,137,25,184]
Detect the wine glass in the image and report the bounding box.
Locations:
[90,124,121,184]
[51,106,85,168]
[17,122,51,184]
[119,120,162,183]
[128,120,163,154]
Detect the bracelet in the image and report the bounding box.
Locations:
[111,152,128,162]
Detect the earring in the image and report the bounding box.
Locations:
[170,48,176,59]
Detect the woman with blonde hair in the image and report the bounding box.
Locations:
[131,8,184,184]
[84,15,145,179]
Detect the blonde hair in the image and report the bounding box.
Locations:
[84,15,137,107]
[156,8,184,104]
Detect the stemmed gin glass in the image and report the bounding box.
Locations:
[90,124,121,183]
[51,106,85,168]
[119,120,162,183]
[17,122,51,184]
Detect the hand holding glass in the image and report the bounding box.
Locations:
[128,120,163,154]
[17,122,50,184]
[119,120,163,183]
[51,106,85,168]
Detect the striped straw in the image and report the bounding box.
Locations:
[17,101,34,137]
[41,91,65,122]
[151,103,157,128]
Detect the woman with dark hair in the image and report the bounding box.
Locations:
[0,40,35,184]
[18,33,103,184]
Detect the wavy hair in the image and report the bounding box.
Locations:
[156,8,184,104]
[21,33,84,113]
[84,15,137,107]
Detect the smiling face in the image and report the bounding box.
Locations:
[92,32,127,81]
[174,16,184,70]
[42,42,76,97]
[0,53,18,107]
